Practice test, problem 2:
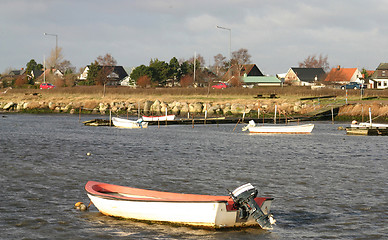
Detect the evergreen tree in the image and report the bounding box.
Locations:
[25,59,44,84]
[83,61,100,85]
[169,57,180,79]
[149,59,169,85]
[130,65,152,82]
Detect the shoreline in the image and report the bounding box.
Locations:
[1,99,388,123]
[1,87,388,122]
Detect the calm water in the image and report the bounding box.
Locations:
[0,114,387,239]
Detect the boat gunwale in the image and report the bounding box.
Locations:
[86,181,233,203]
[87,192,233,203]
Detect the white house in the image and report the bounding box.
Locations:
[371,63,388,89]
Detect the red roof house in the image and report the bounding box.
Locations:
[324,66,362,84]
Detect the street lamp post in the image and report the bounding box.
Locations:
[216,25,231,79]
[44,32,58,67]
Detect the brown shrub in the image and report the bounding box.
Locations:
[15,76,28,87]
[229,76,242,87]
[137,76,151,88]
[54,78,65,87]
[180,75,193,87]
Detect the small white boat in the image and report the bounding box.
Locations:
[243,120,314,134]
[112,117,148,129]
[350,108,388,128]
[142,115,175,121]
[85,181,275,229]
[350,121,388,128]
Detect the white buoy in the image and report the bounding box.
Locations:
[86,152,91,156]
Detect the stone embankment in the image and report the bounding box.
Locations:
[0,99,312,116]
[1,99,387,121]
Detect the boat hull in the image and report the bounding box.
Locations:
[112,117,148,129]
[85,181,273,228]
[248,124,314,134]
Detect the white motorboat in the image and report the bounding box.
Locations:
[112,117,148,129]
[243,120,314,134]
[85,181,275,229]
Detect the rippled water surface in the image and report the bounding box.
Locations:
[1,114,387,239]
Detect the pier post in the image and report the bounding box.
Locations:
[274,105,277,124]
[331,107,334,124]
[109,109,112,127]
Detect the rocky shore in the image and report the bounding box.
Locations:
[0,99,292,116]
[1,98,388,122]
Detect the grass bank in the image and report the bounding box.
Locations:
[3,86,388,103]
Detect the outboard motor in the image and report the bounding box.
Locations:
[230,183,273,230]
[136,119,143,128]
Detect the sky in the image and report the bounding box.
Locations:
[1,0,388,75]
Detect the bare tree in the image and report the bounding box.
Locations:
[298,54,330,72]
[188,54,205,67]
[223,48,252,83]
[56,60,75,74]
[213,54,226,76]
[231,48,251,67]
[96,53,117,66]
[95,53,118,97]
[46,47,64,69]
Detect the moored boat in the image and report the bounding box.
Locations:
[347,108,388,135]
[350,122,388,128]
[350,108,388,128]
[112,117,148,129]
[243,120,314,134]
[85,181,275,229]
[142,115,176,121]
[350,120,388,128]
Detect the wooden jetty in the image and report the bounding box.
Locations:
[302,104,342,121]
[346,127,388,136]
[83,117,250,126]
[83,119,111,126]
[82,105,341,127]
[83,116,315,127]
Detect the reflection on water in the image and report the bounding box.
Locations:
[1,114,387,239]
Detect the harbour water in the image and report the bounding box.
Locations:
[1,114,387,239]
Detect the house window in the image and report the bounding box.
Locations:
[382,71,386,77]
